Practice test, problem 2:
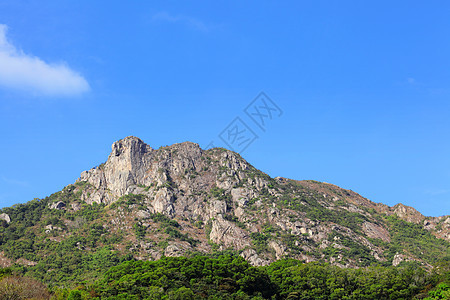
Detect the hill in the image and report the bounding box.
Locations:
[0,136,449,290]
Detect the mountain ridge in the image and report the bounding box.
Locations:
[0,136,449,287]
[77,136,449,233]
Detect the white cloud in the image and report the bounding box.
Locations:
[152,12,210,32]
[0,24,90,97]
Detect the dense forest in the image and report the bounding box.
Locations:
[1,255,449,299]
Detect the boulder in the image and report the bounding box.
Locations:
[0,213,10,224]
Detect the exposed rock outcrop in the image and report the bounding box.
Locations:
[209,217,251,250]
[362,222,391,242]
[164,241,192,257]
[391,203,424,224]
[0,213,10,224]
[240,248,270,266]
[49,201,66,210]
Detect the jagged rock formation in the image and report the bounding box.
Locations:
[1,136,449,271]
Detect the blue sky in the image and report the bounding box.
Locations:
[0,1,449,216]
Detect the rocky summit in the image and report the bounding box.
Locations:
[0,136,449,280]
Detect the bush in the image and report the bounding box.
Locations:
[0,275,51,300]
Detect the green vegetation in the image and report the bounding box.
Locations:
[326,232,376,266]
[384,215,450,265]
[425,283,450,299]
[251,232,270,254]
[210,187,231,204]
[278,185,368,234]
[1,255,448,299]
[109,193,146,210]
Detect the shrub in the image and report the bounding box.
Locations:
[0,275,51,300]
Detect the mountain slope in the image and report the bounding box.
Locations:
[0,136,448,287]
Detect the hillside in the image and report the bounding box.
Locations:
[0,136,449,289]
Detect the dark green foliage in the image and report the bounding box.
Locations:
[224,214,246,229]
[266,259,437,300]
[251,232,270,254]
[4,242,134,289]
[426,283,450,299]
[0,189,133,288]
[150,213,180,228]
[0,198,49,245]
[133,222,146,238]
[210,187,232,206]
[0,267,12,279]
[164,226,198,246]
[110,193,146,209]
[148,213,198,246]
[70,202,105,222]
[93,255,274,299]
[326,232,376,266]
[280,234,304,256]
[51,255,449,299]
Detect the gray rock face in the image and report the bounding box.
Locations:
[209,216,251,250]
[164,241,192,257]
[391,203,424,224]
[391,253,419,267]
[0,213,10,224]
[268,240,287,260]
[392,253,404,266]
[49,201,66,210]
[231,188,252,207]
[240,248,270,266]
[152,187,175,216]
[136,210,151,219]
[209,200,227,218]
[71,202,82,211]
[78,137,207,207]
[79,137,153,204]
[362,222,391,242]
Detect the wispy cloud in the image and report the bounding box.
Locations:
[0,24,90,97]
[152,12,211,32]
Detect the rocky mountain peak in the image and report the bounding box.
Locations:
[63,137,450,267]
[110,136,152,158]
[391,203,424,224]
[77,137,215,206]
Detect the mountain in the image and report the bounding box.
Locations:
[0,136,449,287]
